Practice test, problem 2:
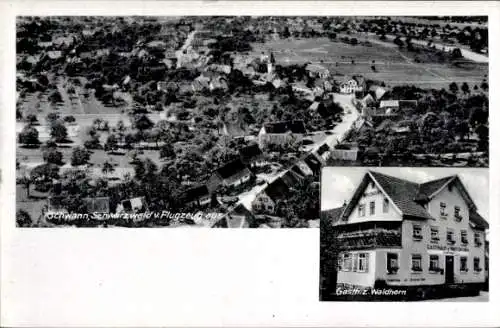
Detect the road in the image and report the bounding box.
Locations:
[175,30,197,68]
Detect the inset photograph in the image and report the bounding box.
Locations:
[320,167,489,301]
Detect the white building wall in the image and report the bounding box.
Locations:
[337,250,377,287]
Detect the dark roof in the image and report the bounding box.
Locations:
[184,185,209,202]
[415,176,455,201]
[239,144,263,163]
[265,178,292,202]
[280,170,302,187]
[368,171,433,220]
[264,120,306,134]
[216,159,248,180]
[304,153,322,174]
[469,210,489,230]
[317,143,330,156]
[321,206,345,224]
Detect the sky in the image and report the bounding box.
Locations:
[321,167,489,220]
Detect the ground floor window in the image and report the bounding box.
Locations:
[387,252,399,274]
[340,253,352,271]
[357,253,368,272]
[411,254,422,272]
[460,256,468,272]
[429,254,440,272]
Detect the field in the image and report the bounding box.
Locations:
[252,36,488,89]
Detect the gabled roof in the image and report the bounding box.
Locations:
[184,185,210,202]
[264,177,292,202]
[263,120,306,134]
[414,176,455,201]
[239,144,263,163]
[216,159,248,180]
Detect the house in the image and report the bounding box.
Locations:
[251,177,292,214]
[339,78,363,94]
[83,197,110,214]
[291,160,314,177]
[207,159,254,192]
[379,100,400,111]
[258,120,307,148]
[221,121,247,139]
[47,51,63,60]
[326,170,488,297]
[305,63,330,79]
[239,144,265,167]
[303,153,323,175]
[117,196,148,213]
[369,85,387,100]
[183,185,211,207]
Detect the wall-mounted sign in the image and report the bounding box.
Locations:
[427,244,469,252]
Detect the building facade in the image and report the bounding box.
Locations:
[327,171,488,295]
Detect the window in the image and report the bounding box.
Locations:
[440,202,447,217]
[431,226,440,242]
[447,229,455,244]
[358,204,366,217]
[383,198,389,213]
[357,253,368,272]
[474,257,481,272]
[341,253,352,271]
[369,201,375,215]
[413,224,423,241]
[352,253,359,272]
[411,254,423,272]
[474,232,482,247]
[387,252,399,274]
[454,206,462,221]
[429,255,440,272]
[461,230,468,244]
[460,256,468,272]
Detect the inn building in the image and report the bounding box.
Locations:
[325,171,488,294]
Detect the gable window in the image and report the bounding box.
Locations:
[431,226,440,242]
[440,202,447,218]
[461,230,468,245]
[447,229,455,244]
[369,201,375,215]
[413,224,423,241]
[387,252,399,274]
[474,232,482,247]
[357,253,368,272]
[358,204,366,217]
[473,257,482,272]
[429,255,440,272]
[460,256,468,272]
[454,206,462,221]
[383,198,389,213]
[411,254,423,272]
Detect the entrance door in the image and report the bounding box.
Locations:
[445,255,454,284]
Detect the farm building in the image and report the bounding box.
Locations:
[258,120,307,148]
[207,159,254,193]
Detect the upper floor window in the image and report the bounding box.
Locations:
[411,254,423,272]
[454,206,462,221]
[429,255,440,272]
[447,229,455,244]
[474,257,482,272]
[369,201,375,215]
[474,232,482,247]
[460,256,468,272]
[461,230,468,244]
[358,204,366,217]
[387,252,399,274]
[383,198,389,213]
[413,224,423,241]
[431,226,440,242]
[440,202,447,217]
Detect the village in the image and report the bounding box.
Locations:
[15,16,489,228]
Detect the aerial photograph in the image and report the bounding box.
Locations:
[15,16,488,227]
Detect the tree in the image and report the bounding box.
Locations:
[134,114,154,132]
[18,125,40,146]
[26,114,38,125]
[449,82,459,94]
[104,134,119,153]
[451,47,463,59]
[42,148,63,165]
[160,143,175,159]
[18,175,32,198]
[64,115,76,124]
[71,146,91,166]
[46,112,60,124]
[16,209,32,227]
[48,90,63,104]
[480,81,488,91]
[461,82,470,95]
[50,120,68,142]
[101,160,115,176]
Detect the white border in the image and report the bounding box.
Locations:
[1,1,499,327]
